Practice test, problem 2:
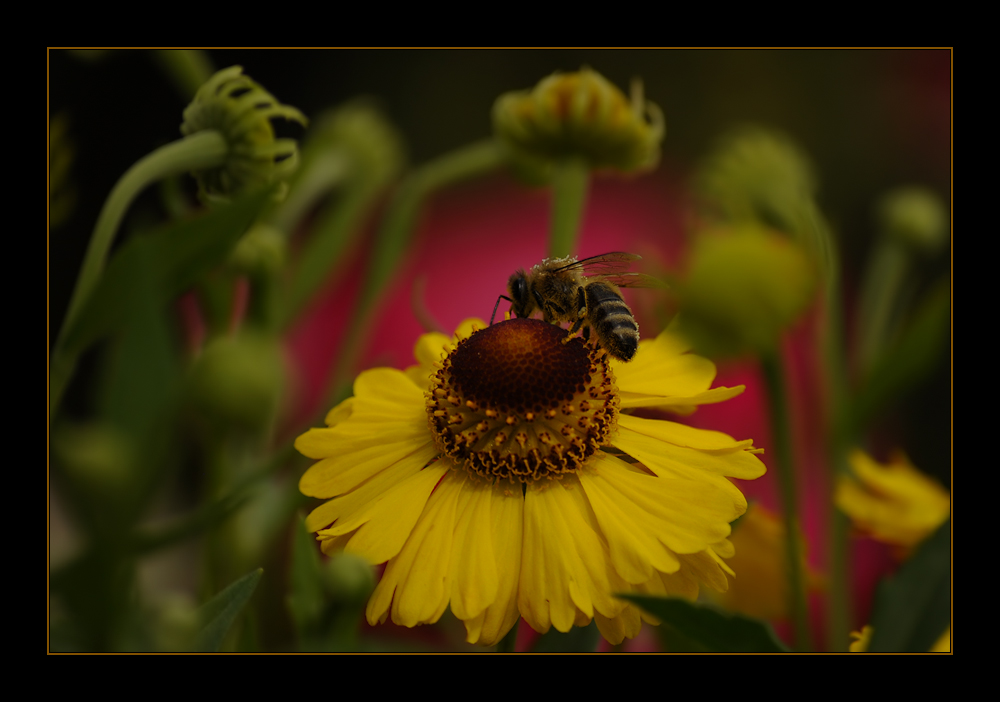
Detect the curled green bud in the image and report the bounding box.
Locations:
[677,226,816,359]
[878,186,948,256]
[181,65,307,202]
[186,332,286,435]
[493,67,664,173]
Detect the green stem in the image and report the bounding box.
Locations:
[760,351,812,651]
[813,221,854,652]
[326,140,505,405]
[548,157,590,259]
[51,130,229,418]
[149,49,214,101]
[857,239,910,377]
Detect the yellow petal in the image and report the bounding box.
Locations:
[350,367,427,424]
[617,415,766,480]
[619,385,745,413]
[448,475,499,622]
[413,331,450,368]
[467,478,524,646]
[387,469,465,627]
[324,396,354,427]
[594,605,642,646]
[322,457,448,565]
[579,453,681,583]
[519,476,625,635]
[298,433,435,499]
[588,448,738,555]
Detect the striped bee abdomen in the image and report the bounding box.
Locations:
[585,282,639,361]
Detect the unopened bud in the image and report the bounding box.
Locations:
[677,227,816,358]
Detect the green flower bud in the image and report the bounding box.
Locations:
[187,332,286,435]
[228,222,286,279]
[152,594,200,652]
[52,422,134,504]
[181,66,307,203]
[493,67,664,173]
[677,226,816,359]
[303,102,405,185]
[322,552,375,606]
[878,187,948,256]
[695,125,816,234]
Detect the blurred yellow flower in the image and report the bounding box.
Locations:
[849,625,951,653]
[836,449,950,552]
[708,502,822,621]
[849,625,874,652]
[295,318,764,646]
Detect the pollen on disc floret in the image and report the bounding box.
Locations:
[427,318,619,482]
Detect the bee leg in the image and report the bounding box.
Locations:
[490,295,513,326]
[561,287,589,344]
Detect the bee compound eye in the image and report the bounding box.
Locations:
[512,276,527,301]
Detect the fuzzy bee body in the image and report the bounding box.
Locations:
[495,252,660,362]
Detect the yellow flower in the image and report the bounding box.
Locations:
[836,449,950,551]
[295,318,765,646]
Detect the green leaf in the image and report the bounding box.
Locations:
[195,568,263,652]
[846,277,950,436]
[61,186,275,357]
[531,619,600,652]
[868,518,950,653]
[619,595,790,652]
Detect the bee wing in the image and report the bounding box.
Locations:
[554,253,667,288]
[594,272,668,289]
[553,252,643,276]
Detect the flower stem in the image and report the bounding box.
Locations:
[51,130,229,419]
[821,302,854,652]
[760,350,812,651]
[548,157,590,259]
[857,239,910,378]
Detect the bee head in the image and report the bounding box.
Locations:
[507,270,533,318]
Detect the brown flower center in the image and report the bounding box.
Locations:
[427,318,619,482]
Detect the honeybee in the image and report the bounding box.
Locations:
[491,252,662,362]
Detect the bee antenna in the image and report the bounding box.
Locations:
[490,295,513,326]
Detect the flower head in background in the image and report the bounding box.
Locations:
[296,317,764,646]
[493,67,664,174]
[836,449,950,554]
